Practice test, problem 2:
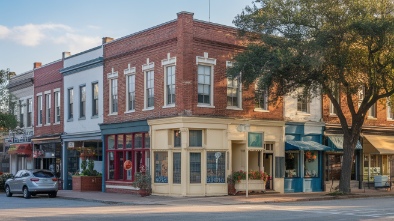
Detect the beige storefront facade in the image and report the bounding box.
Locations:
[148,116,285,196]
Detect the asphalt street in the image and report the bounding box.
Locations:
[1,193,394,221]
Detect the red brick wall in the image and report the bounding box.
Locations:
[103,12,284,125]
[33,60,64,136]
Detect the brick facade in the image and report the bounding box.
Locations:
[33,60,64,137]
[103,12,283,125]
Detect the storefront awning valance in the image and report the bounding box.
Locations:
[363,135,394,154]
[327,135,362,151]
[8,143,33,155]
[285,141,332,151]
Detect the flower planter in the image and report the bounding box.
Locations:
[72,176,102,191]
[235,180,266,192]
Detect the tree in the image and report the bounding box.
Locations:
[0,69,17,132]
[228,0,394,193]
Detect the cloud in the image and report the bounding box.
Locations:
[0,25,10,39]
[87,25,101,30]
[0,23,101,51]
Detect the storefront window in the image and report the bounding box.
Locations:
[304,151,319,177]
[117,152,124,180]
[108,152,114,179]
[173,152,181,183]
[326,154,341,181]
[190,153,201,183]
[145,133,150,148]
[174,130,181,147]
[154,152,168,183]
[189,130,202,147]
[285,151,299,178]
[117,135,124,149]
[206,151,225,183]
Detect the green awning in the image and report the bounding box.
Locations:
[285,141,332,151]
[327,135,362,151]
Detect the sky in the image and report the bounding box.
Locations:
[0,0,253,75]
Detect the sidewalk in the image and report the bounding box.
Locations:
[57,187,394,205]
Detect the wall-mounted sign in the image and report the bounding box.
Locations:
[248,132,264,149]
[68,142,74,148]
[124,160,132,170]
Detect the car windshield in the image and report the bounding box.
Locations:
[33,171,54,178]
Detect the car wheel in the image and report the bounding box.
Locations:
[23,187,31,199]
[5,185,12,197]
[48,191,57,198]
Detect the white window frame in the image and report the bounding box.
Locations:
[79,85,86,119]
[54,88,60,124]
[368,102,377,119]
[36,93,42,126]
[92,82,99,117]
[162,53,176,108]
[68,88,74,121]
[196,52,216,108]
[45,91,51,125]
[124,64,136,113]
[226,61,242,110]
[142,58,155,111]
[254,82,269,112]
[296,88,310,114]
[107,68,118,115]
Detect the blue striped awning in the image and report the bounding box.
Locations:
[285,141,332,151]
[327,135,362,151]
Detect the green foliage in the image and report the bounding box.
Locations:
[76,159,101,176]
[230,170,269,183]
[231,0,394,193]
[132,172,152,190]
[0,69,17,131]
[0,173,14,191]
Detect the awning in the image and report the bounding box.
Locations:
[8,143,33,155]
[285,141,332,151]
[327,135,362,151]
[363,135,394,154]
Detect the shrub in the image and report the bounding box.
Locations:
[230,170,269,183]
[0,173,13,191]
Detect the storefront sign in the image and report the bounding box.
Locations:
[124,160,132,170]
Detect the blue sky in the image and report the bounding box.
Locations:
[0,0,253,74]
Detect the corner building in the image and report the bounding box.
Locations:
[101,12,285,196]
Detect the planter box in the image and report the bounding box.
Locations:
[72,176,102,191]
[235,180,266,192]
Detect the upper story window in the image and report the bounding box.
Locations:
[124,65,136,112]
[37,94,42,125]
[196,52,216,107]
[45,93,51,125]
[27,98,32,127]
[68,88,73,120]
[54,90,60,123]
[79,85,86,119]
[226,61,242,109]
[142,59,154,110]
[330,84,340,115]
[19,100,24,127]
[108,68,118,114]
[388,96,394,120]
[255,85,268,111]
[92,82,99,117]
[162,53,177,107]
[297,90,310,113]
[368,102,377,118]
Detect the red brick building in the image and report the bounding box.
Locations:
[100,12,285,196]
[32,56,66,178]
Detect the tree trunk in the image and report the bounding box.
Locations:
[339,134,357,193]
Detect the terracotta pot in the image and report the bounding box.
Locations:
[139,188,151,197]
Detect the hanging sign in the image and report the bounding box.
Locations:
[124,160,132,170]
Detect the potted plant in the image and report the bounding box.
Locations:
[132,165,152,197]
[231,170,268,193]
[72,159,102,191]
